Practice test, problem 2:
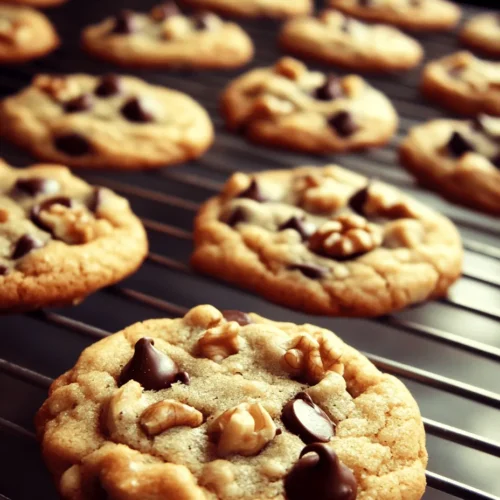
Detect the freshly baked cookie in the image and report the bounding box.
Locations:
[0,160,147,311]
[82,3,254,69]
[421,51,500,116]
[0,74,214,169]
[221,57,398,154]
[192,166,462,316]
[36,304,428,499]
[400,116,500,215]
[1,0,66,8]
[327,0,460,31]
[182,0,312,19]
[460,13,500,58]
[280,9,423,73]
[0,5,59,63]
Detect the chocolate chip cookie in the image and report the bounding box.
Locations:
[0,74,214,169]
[82,3,254,69]
[0,5,59,63]
[0,160,148,311]
[327,0,461,31]
[192,166,462,316]
[36,305,428,499]
[421,51,500,116]
[461,13,500,58]
[280,9,423,73]
[400,116,500,215]
[221,57,398,154]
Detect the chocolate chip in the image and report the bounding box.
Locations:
[64,93,93,113]
[329,111,358,137]
[12,234,44,259]
[288,263,328,279]
[31,197,75,232]
[151,2,181,21]
[95,75,122,97]
[0,265,8,276]
[237,179,266,202]
[222,310,252,326]
[88,187,106,213]
[285,443,357,500]
[119,337,187,391]
[225,207,247,227]
[54,133,91,157]
[279,216,315,241]
[193,11,220,31]
[175,371,190,385]
[112,10,137,35]
[314,76,343,101]
[15,178,60,197]
[121,97,155,123]
[447,131,474,158]
[491,154,500,168]
[282,393,335,444]
[348,184,370,216]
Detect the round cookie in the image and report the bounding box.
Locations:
[0,5,59,63]
[280,9,423,73]
[0,74,214,169]
[327,0,460,32]
[1,0,66,8]
[192,166,463,317]
[400,116,500,215]
[36,305,428,499]
[221,57,398,154]
[0,160,148,311]
[421,51,500,116]
[82,3,254,69]
[460,13,500,58]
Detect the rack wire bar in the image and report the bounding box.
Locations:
[0,359,52,390]
[0,494,13,500]
[425,471,500,500]
[0,417,36,441]
[30,311,109,340]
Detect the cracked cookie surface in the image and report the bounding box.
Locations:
[191,165,462,317]
[82,2,254,69]
[36,304,428,499]
[0,160,148,311]
[0,73,214,169]
[460,13,500,58]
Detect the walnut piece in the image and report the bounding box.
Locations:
[274,57,307,81]
[294,174,348,213]
[208,402,276,457]
[184,305,223,329]
[383,219,424,249]
[309,214,382,259]
[341,75,365,98]
[161,16,192,40]
[197,322,240,362]
[0,209,8,223]
[34,75,81,102]
[249,95,295,120]
[140,400,203,437]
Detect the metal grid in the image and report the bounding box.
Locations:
[0,1,499,499]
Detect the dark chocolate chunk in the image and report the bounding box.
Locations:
[12,234,44,259]
[31,197,75,232]
[282,393,335,444]
[222,310,252,326]
[314,75,343,101]
[14,178,60,197]
[175,371,190,385]
[193,11,220,31]
[54,133,91,157]
[491,154,500,168]
[225,207,248,227]
[119,337,187,391]
[112,10,137,35]
[288,263,328,279]
[329,111,358,138]
[95,75,122,97]
[237,179,266,202]
[278,216,315,241]
[348,184,370,216]
[447,131,474,158]
[64,94,93,113]
[0,265,8,276]
[151,2,181,21]
[121,97,155,123]
[284,443,357,500]
[88,187,106,213]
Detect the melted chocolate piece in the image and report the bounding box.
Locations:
[193,11,220,31]
[88,187,106,213]
[278,216,315,241]
[348,184,370,216]
[95,75,122,97]
[288,263,328,279]
[31,197,75,232]
[12,234,44,259]
[284,443,357,500]
[447,131,474,158]
[314,75,343,101]
[54,133,91,157]
[15,178,60,197]
[119,337,187,391]
[64,94,93,113]
[121,97,155,123]
[237,179,266,202]
[222,310,252,326]
[225,207,248,227]
[329,111,358,138]
[175,371,190,385]
[0,265,8,276]
[112,10,137,35]
[152,2,181,21]
[282,393,335,444]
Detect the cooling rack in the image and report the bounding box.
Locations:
[0,1,499,499]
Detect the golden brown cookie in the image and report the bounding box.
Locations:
[460,13,500,58]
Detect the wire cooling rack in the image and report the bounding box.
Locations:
[0,1,499,499]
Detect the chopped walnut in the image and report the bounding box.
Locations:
[197,322,240,362]
[208,402,276,457]
[341,75,365,98]
[249,95,295,120]
[161,16,192,40]
[309,214,382,259]
[184,305,223,329]
[363,184,418,219]
[140,400,203,437]
[200,460,242,497]
[274,57,307,81]
[383,219,424,249]
[294,174,348,213]
[34,75,81,102]
[0,209,8,223]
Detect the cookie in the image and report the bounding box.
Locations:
[221,57,398,154]
[36,304,428,499]
[0,74,214,169]
[421,51,500,116]
[181,0,312,19]
[400,116,500,215]
[82,3,254,69]
[327,0,460,32]
[0,160,148,311]
[280,9,423,73]
[1,0,66,8]
[192,165,462,316]
[460,13,500,58]
[0,5,59,63]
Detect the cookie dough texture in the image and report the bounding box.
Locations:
[0,160,148,311]
[280,10,423,72]
[421,51,500,116]
[328,0,460,31]
[221,57,398,154]
[0,5,59,63]
[36,305,428,499]
[461,13,500,58]
[0,74,214,169]
[192,166,462,317]
[400,117,500,215]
